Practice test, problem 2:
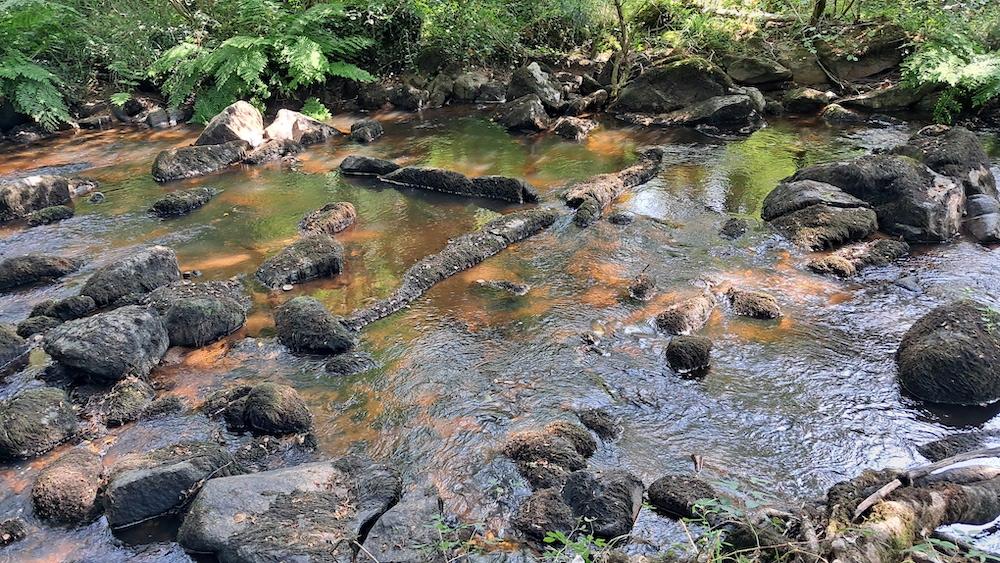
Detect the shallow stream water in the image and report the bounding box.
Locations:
[1,108,999,561]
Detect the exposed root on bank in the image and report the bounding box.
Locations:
[344,208,562,329]
[563,146,665,227]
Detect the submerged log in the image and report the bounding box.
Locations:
[563,147,665,226]
[345,208,561,328]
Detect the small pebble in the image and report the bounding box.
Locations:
[88,192,106,204]
[281,284,294,291]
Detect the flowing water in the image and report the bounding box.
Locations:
[1,108,999,561]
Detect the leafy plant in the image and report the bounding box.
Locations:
[542,528,610,563]
[109,92,132,107]
[416,514,497,562]
[906,536,992,562]
[300,97,332,121]
[149,0,374,123]
[902,32,1000,123]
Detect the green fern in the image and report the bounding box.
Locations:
[0,54,71,130]
[300,97,331,120]
[149,0,374,123]
[903,31,1000,123]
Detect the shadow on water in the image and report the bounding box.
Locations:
[1,107,999,560]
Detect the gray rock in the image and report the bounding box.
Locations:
[452,71,489,101]
[350,118,384,143]
[0,324,28,374]
[647,474,716,519]
[553,116,597,141]
[0,518,27,547]
[104,441,240,529]
[476,81,507,103]
[27,204,74,226]
[507,63,562,111]
[80,246,180,307]
[146,107,191,129]
[0,175,72,222]
[16,315,61,338]
[178,458,401,562]
[620,94,763,132]
[561,468,644,539]
[363,488,442,560]
[144,279,249,347]
[274,296,354,354]
[656,293,715,335]
[102,377,155,427]
[255,235,344,288]
[725,55,792,86]
[503,429,589,490]
[44,306,169,382]
[726,287,782,319]
[498,95,550,132]
[616,57,732,113]
[31,448,103,524]
[892,125,998,198]
[761,179,869,222]
[390,84,429,110]
[0,387,77,460]
[0,254,81,292]
[263,109,339,145]
[821,103,867,124]
[768,204,878,250]
[840,83,934,112]
[149,187,219,218]
[565,89,609,116]
[242,138,303,165]
[195,101,264,147]
[339,154,398,176]
[783,87,832,114]
[152,140,250,182]
[299,202,356,236]
[358,83,390,110]
[807,239,909,277]
[205,382,312,436]
[512,488,574,541]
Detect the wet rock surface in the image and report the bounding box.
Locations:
[0,518,27,547]
[0,254,81,292]
[769,204,878,250]
[564,147,665,226]
[80,245,180,307]
[807,239,909,277]
[761,179,870,222]
[498,94,550,132]
[719,217,749,239]
[655,293,715,335]
[647,474,716,519]
[178,457,401,562]
[195,101,264,147]
[349,118,384,143]
[892,125,997,198]
[32,295,96,321]
[575,408,620,440]
[666,335,713,374]
[561,468,644,539]
[965,194,1000,242]
[298,202,357,235]
[918,430,1000,461]
[103,441,240,529]
[31,448,103,524]
[896,300,1000,405]
[152,140,250,182]
[44,305,169,382]
[0,324,28,374]
[512,488,575,541]
[143,278,250,347]
[503,423,594,490]
[362,487,443,560]
[726,287,782,319]
[553,116,597,142]
[102,377,155,427]
[0,175,73,222]
[0,386,77,459]
[783,87,832,114]
[27,204,74,226]
[242,138,303,165]
[339,154,398,176]
[620,93,764,132]
[616,58,732,114]
[275,296,354,354]
[507,63,563,111]
[149,186,219,218]
[255,234,344,288]
[324,350,378,376]
[205,382,313,436]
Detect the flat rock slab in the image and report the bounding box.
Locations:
[178,457,401,563]
[255,234,344,288]
[152,141,250,183]
[769,204,878,250]
[339,155,398,176]
[0,254,81,292]
[761,179,868,222]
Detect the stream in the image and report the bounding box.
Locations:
[1,107,999,561]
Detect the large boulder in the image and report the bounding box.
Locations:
[616,58,732,113]
[349,118,384,143]
[0,175,72,222]
[507,63,563,111]
[816,23,907,81]
[299,202,357,236]
[255,234,344,288]
[769,204,878,249]
[143,278,249,347]
[896,300,1000,405]
[0,387,77,459]
[339,155,398,177]
[178,458,401,562]
[452,71,489,101]
[195,101,264,147]
[103,441,240,529]
[274,296,354,354]
[31,448,102,524]
[761,180,870,222]
[80,246,180,307]
[724,55,792,87]
[362,488,443,560]
[263,109,339,145]
[44,305,169,382]
[561,469,644,539]
[152,140,249,182]
[0,254,81,292]
[149,186,219,218]
[498,95,550,132]
[892,125,997,198]
[620,94,763,132]
[204,382,312,436]
[791,155,964,242]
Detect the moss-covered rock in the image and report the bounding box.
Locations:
[27,204,73,226]
[0,387,77,459]
[647,474,717,519]
[16,315,61,337]
[512,488,575,541]
[80,246,180,307]
[502,429,588,490]
[205,382,312,436]
[656,293,715,335]
[255,235,344,288]
[0,254,81,292]
[769,204,878,250]
[726,287,782,319]
[0,324,28,373]
[666,335,713,374]
[103,377,155,427]
[274,296,353,354]
[617,57,732,113]
[31,448,102,524]
[149,186,219,218]
[562,468,643,539]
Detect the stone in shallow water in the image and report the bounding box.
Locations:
[666,335,712,374]
[194,101,264,147]
[0,175,72,222]
[27,204,74,226]
[264,109,340,145]
[31,448,102,524]
[152,140,250,182]
[324,351,378,377]
[298,202,356,236]
[561,468,644,539]
[148,187,219,218]
[502,429,588,490]
[349,118,384,143]
[726,287,781,319]
[512,488,575,541]
[101,377,155,427]
[255,234,344,288]
[339,154,398,176]
[768,204,878,250]
[362,487,443,560]
[178,457,401,562]
[204,382,312,436]
[80,245,180,307]
[497,94,550,132]
[0,254,81,292]
[0,518,27,547]
[575,407,620,439]
[656,293,715,335]
[274,296,354,354]
[647,474,717,519]
[0,387,77,460]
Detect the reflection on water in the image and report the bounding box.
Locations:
[1,108,999,560]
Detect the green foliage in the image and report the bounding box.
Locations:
[300,97,332,121]
[416,514,496,562]
[906,536,991,562]
[149,0,374,123]
[109,92,131,107]
[542,527,613,563]
[903,31,1000,123]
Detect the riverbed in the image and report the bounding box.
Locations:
[1,108,999,561]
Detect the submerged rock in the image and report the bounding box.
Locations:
[31,448,102,524]
[726,288,781,319]
[44,306,169,382]
[177,458,401,562]
[0,175,72,222]
[503,429,589,490]
[104,441,240,529]
[666,335,713,374]
[0,254,81,292]
[339,154,398,176]
[791,154,963,243]
[349,118,384,143]
[152,140,250,182]
[0,325,28,374]
[807,239,909,277]
[719,217,749,239]
[80,246,180,307]
[565,147,665,226]
[562,468,644,539]
[255,234,344,288]
[475,279,530,296]
[656,293,715,335]
[275,296,354,354]
[383,168,519,202]
[647,474,716,519]
[616,57,732,113]
[0,387,77,460]
[512,488,575,541]
[263,109,339,145]
[575,408,620,440]
[27,204,73,226]
[102,377,155,427]
[553,116,597,141]
[896,300,1000,405]
[507,62,562,111]
[627,274,655,301]
[205,382,312,436]
[498,94,550,132]
[470,176,539,203]
[149,187,219,218]
[299,202,357,236]
[918,430,1000,462]
[195,101,264,147]
[783,87,832,113]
